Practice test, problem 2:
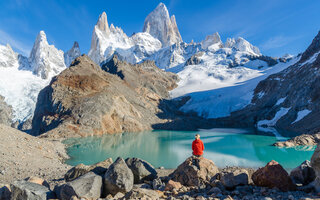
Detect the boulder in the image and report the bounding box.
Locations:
[152,178,165,191]
[251,160,296,191]
[0,184,11,200]
[125,157,157,183]
[103,157,134,195]
[56,172,102,200]
[220,169,249,188]
[290,160,315,185]
[65,158,113,181]
[164,180,182,191]
[25,177,50,188]
[170,156,219,186]
[65,163,90,182]
[10,180,55,200]
[311,144,320,192]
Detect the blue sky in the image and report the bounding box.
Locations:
[0,0,319,57]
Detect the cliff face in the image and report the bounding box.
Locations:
[0,95,12,126]
[31,55,178,138]
[219,31,320,136]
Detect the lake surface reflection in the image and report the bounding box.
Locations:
[64,129,315,170]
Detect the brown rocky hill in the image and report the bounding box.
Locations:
[31,54,179,138]
[219,31,320,137]
[0,95,12,126]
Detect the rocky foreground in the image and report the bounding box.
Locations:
[2,137,320,199]
[0,125,70,189]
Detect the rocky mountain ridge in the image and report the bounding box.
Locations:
[31,55,179,137]
[213,31,320,136]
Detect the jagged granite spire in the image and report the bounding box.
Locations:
[29,31,66,79]
[96,12,110,34]
[64,41,81,67]
[225,37,261,56]
[201,32,223,51]
[143,2,182,47]
[0,44,19,68]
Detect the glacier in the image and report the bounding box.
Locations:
[0,31,80,122]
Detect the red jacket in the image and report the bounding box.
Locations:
[192,139,204,156]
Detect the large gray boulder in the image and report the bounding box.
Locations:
[220,168,249,188]
[290,160,315,185]
[125,157,157,183]
[104,157,134,195]
[65,158,113,182]
[56,172,102,200]
[170,156,219,186]
[10,180,55,200]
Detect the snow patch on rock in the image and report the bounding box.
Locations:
[291,109,312,124]
[258,107,291,127]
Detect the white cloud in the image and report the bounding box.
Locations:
[0,29,30,56]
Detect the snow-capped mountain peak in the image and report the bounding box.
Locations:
[201,32,223,51]
[96,11,110,34]
[225,37,261,56]
[29,30,66,79]
[0,44,19,68]
[64,41,81,67]
[143,2,182,47]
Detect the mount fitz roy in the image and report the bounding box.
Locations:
[0,2,318,138]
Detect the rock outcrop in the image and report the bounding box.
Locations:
[252,160,295,191]
[143,3,182,47]
[274,133,320,147]
[0,95,12,125]
[31,54,178,137]
[170,156,219,186]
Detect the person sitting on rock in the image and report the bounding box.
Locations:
[192,134,204,169]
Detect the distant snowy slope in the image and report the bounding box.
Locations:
[0,67,48,122]
[176,56,298,119]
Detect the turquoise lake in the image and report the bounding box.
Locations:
[64,129,315,170]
